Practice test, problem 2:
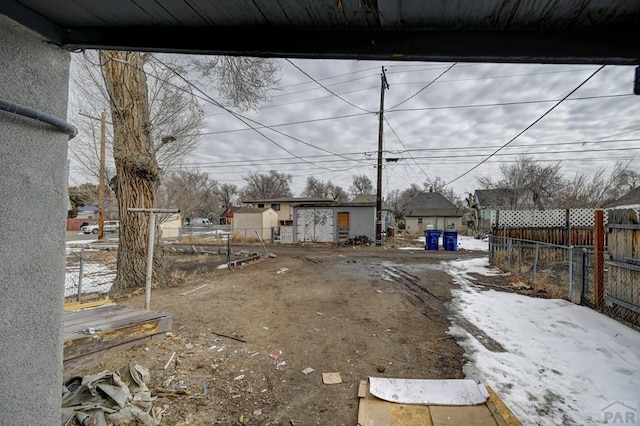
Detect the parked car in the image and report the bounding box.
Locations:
[80,220,119,234]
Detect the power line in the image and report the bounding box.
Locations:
[185,93,633,138]
[387,63,457,110]
[148,56,366,172]
[285,58,375,114]
[444,65,607,187]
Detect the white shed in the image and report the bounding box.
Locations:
[159,213,182,240]
[232,207,279,241]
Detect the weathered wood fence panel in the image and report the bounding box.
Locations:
[605,209,640,326]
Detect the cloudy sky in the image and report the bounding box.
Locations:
[189,59,640,198]
[69,57,640,201]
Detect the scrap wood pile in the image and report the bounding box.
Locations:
[61,362,160,426]
[339,235,373,246]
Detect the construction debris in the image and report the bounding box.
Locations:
[61,361,159,426]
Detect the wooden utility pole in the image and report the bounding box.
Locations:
[98,110,106,240]
[375,67,389,246]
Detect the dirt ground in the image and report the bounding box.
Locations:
[64,238,506,426]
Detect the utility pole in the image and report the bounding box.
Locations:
[98,111,106,240]
[78,110,108,240]
[376,67,389,246]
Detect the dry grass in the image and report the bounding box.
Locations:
[491,250,570,300]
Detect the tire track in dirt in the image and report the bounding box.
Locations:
[381,265,448,321]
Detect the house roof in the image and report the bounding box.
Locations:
[351,194,390,210]
[4,1,639,65]
[243,198,331,204]
[221,206,242,217]
[474,189,514,207]
[604,187,640,208]
[404,192,463,217]
[234,207,272,214]
[295,202,375,208]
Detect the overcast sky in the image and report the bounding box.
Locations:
[69,57,640,201]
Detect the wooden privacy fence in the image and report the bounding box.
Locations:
[605,209,640,326]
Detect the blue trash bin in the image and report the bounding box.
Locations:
[444,231,458,251]
[424,230,441,250]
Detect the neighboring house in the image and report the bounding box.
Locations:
[232,207,279,241]
[219,206,242,225]
[159,213,182,240]
[351,194,395,231]
[242,198,332,228]
[291,202,376,243]
[603,187,640,209]
[75,198,119,220]
[472,189,534,231]
[75,205,98,219]
[403,191,464,234]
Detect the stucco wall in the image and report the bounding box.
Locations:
[0,15,70,425]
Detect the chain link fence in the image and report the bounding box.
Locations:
[489,236,578,299]
[580,248,639,328]
[65,246,116,303]
[489,236,639,330]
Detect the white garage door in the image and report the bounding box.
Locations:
[296,208,334,242]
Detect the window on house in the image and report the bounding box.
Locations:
[271,203,281,211]
[257,203,265,208]
[418,218,423,224]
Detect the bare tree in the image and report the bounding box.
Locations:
[301,177,347,201]
[217,183,239,208]
[99,51,279,291]
[101,51,164,291]
[328,185,349,202]
[69,51,205,184]
[349,174,373,198]
[424,176,461,207]
[157,168,220,219]
[477,155,565,209]
[556,160,638,208]
[240,170,293,200]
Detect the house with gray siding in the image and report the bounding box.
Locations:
[291,202,376,243]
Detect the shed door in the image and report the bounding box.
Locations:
[297,208,334,242]
[337,212,350,241]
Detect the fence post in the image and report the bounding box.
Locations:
[226,232,231,266]
[517,240,522,273]
[594,209,605,308]
[488,235,493,262]
[77,247,85,302]
[532,243,539,284]
[568,245,576,302]
[582,248,588,302]
[507,238,512,271]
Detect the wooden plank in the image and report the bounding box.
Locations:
[486,386,523,426]
[64,310,171,342]
[63,307,153,330]
[63,333,168,374]
[63,316,172,361]
[63,309,169,340]
[430,405,498,426]
[64,299,113,311]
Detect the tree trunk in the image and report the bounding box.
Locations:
[101,51,166,291]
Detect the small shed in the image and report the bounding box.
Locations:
[293,203,376,243]
[232,207,279,241]
[159,213,182,240]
